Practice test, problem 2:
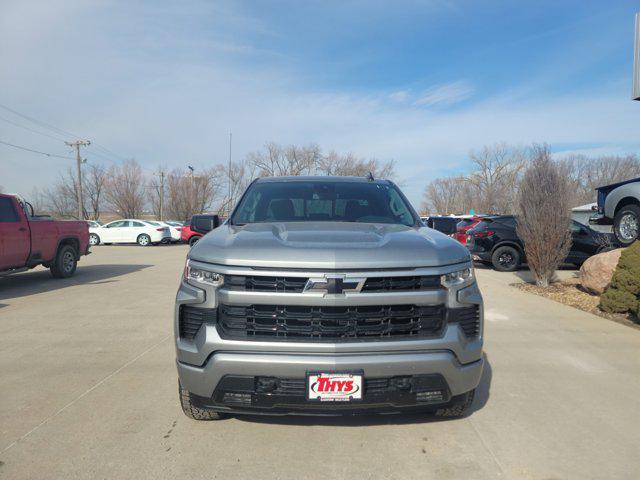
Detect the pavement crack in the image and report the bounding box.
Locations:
[1,334,171,454]
[468,416,507,477]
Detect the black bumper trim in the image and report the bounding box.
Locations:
[189,374,454,415]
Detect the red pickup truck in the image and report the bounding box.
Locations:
[0,194,90,278]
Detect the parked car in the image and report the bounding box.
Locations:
[175,176,483,420]
[180,221,203,246]
[89,219,171,246]
[0,193,90,278]
[454,216,484,244]
[146,220,181,243]
[467,215,617,271]
[589,176,640,246]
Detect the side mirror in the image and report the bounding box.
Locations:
[190,214,220,235]
[427,216,458,235]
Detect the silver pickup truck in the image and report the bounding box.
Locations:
[174,176,484,419]
[589,177,640,246]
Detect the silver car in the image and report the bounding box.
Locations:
[175,176,483,419]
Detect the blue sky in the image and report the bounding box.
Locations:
[1,0,639,207]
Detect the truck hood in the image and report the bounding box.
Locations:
[188,222,470,269]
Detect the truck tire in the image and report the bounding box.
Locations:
[434,389,475,418]
[137,234,151,246]
[89,233,100,246]
[613,204,640,247]
[491,245,520,272]
[50,245,78,278]
[188,236,200,247]
[179,383,225,421]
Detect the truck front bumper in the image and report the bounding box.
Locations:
[589,212,613,226]
[177,350,483,415]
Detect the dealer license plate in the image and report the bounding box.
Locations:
[307,372,363,402]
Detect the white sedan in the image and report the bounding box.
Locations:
[89,219,172,246]
[147,220,182,242]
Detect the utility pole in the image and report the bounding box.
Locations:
[65,139,91,220]
[187,165,195,216]
[228,132,232,216]
[154,169,166,220]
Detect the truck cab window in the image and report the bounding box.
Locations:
[0,197,19,222]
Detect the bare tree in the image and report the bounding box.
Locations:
[244,142,396,183]
[422,176,474,215]
[218,158,258,217]
[40,168,81,219]
[517,145,572,287]
[467,143,527,214]
[84,163,107,220]
[166,166,225,221]
[104,160,146,218]
[248,143,319,177]
[560,154,640,206]
[318,151,396,179]
[422,144,527,216]
[29,187,47,214]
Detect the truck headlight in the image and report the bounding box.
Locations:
[184,260,224,287]
[441,267,474,288]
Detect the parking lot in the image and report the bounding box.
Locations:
[1,245,639,480]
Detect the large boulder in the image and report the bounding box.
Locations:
[580,248,623,295]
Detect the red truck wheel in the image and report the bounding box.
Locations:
[50,245,78,278]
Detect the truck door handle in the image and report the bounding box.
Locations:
[19,227,27,232]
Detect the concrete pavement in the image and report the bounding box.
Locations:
[1,245,639,479]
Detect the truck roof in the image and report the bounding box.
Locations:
[255,175,391,184]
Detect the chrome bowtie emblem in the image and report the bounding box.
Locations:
[303,275,366,295]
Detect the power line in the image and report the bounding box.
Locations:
[0,102,81,139]
[0,102,129,163]
[92,143,128,162]
[85,146,122,164]
[0,139,74,160]
[0,114,68,142]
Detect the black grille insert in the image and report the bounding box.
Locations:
[361,276,441,292]
[225,275,308,292]
[179,305,217,340]
[217,304,445,341]
[448,306,481,338]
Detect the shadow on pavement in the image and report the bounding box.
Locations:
[233,354,492,427]
[0,264,152,301]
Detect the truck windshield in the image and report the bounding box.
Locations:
[231,180,417,226]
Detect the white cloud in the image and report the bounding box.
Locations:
[414,80,475,107]
[389,90,410,102]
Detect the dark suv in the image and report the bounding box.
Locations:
[466,215,616,271]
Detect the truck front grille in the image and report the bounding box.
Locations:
[217,304,446,341]
[223,275,441,293]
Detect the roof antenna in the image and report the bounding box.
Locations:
[367,172,374,182]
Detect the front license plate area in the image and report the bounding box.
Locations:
[307,372,363,402]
